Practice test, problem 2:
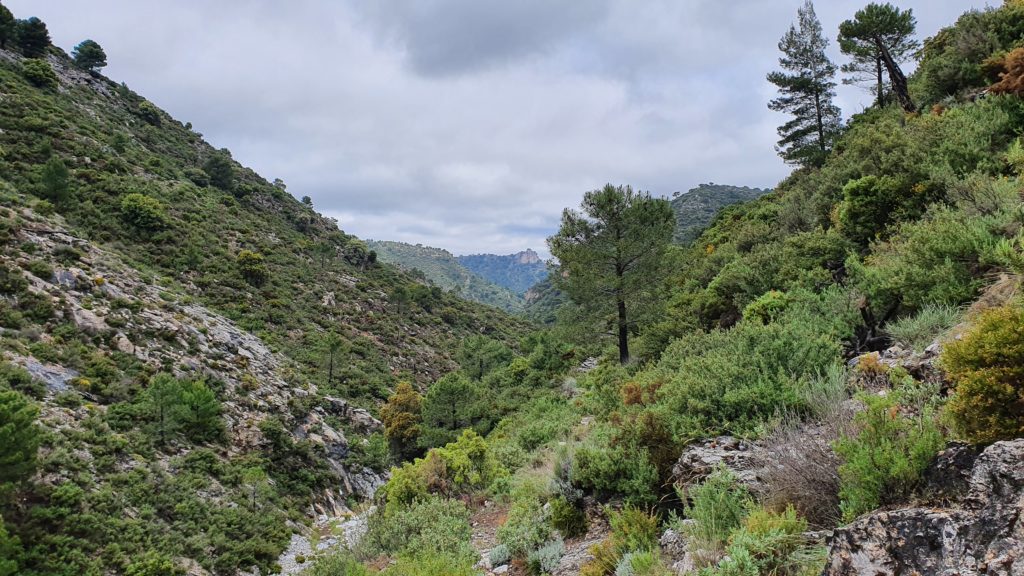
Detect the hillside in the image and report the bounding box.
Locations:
[457,249,548,294]
[0,31,530,575]
[7,2,1024,576]
[670,183,771,243]
[367,240,525,312]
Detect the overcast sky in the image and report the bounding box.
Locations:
[11,1,993,257]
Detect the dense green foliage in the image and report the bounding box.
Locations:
[942,304,1024,444]
[549,184,675,364]
[71,39,106,72]
[670,184,771,244]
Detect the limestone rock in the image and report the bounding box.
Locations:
[822,439,1024,576]
[673,436,764,494]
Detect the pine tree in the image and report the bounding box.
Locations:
[72,39,107,73]
[39,156,70,203]
[178,380,223,443]
[839,3,918,113]
[0,390,38,494]
[767,0,842,167]
[0,4,15,50]
[548,184,675,364]
[14,17,49,58]
[144,373,183,445]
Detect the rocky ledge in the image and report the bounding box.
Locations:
[823,439,1024,576]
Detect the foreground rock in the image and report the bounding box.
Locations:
[672,436,765,494]
[823,439,1024,575]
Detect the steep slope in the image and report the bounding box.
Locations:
[0,40,530,575]
[670,183,771,243]
[367,240,525,313]
[457,249,548,294]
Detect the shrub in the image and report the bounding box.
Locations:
[609,506,659,555]
[580,507,660,576]
[527,538,564,575]
[236,250,268,286]
[550,496,588,539]
[120,193,168,231]
[834,392,945,521]
[615,551,670,576]
[380,551,478,576]
[758,409,853,529]
[650,298,846,438]
[358,496,476,566]
[381,429,505,509]
[488,543,511,567]
[203,151,235,191]
[307,550,371,576]
[137,101,161,126]
[497,492,550,558]
[942,304,1024,443]
[22,59,57,90]
[681,468,751,564]
[742,290,792,324]
[885,304,961,353]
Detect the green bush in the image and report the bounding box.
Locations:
[236,250,268,286]
[358,496,476,567]
[382,429,505,509]
[942,304,1024,443]
[306,551,370,576]
[550,496,588,539]
[527,538,564,575]
[120,193,168,231]
[21,59,57,90]
[497,491,550,559]
[681,468,752,563]
[488,543,511,568]
[834,392,944,521]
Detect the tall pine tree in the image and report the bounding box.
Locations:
[767,0,842,167]
[548,184,675,364]
[839,3,918,113]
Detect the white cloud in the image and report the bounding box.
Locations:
[10,0,989,258]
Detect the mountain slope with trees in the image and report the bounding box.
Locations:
[456,249,548,294]
[0,6,532,574]
[670,183,772,244]
[367,240,526,312]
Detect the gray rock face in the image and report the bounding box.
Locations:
[672,436,764,494]
[823,439,1024,576]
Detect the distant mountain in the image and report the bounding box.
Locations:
[457,249,548,294]
[671,183,771,243]
[368,240,525,312]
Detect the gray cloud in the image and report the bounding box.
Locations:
[10,0,988,258]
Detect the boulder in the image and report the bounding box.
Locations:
[672,436,764,494]
[823,439,1024,576]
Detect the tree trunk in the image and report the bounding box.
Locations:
[814,91,825,153]
[327,348,334,385]
[875,38,915,113]
[875,57,885,107]
[617,296,629,364]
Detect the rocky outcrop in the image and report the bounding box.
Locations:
[823,439,1024,576]
[672,436,765,494]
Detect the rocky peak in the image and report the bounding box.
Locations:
[515,249,541,265]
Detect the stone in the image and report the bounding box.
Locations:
[72,306,108,334]
[672,436,764,494]
[492,565,509,574]
[822,439,1024,576]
